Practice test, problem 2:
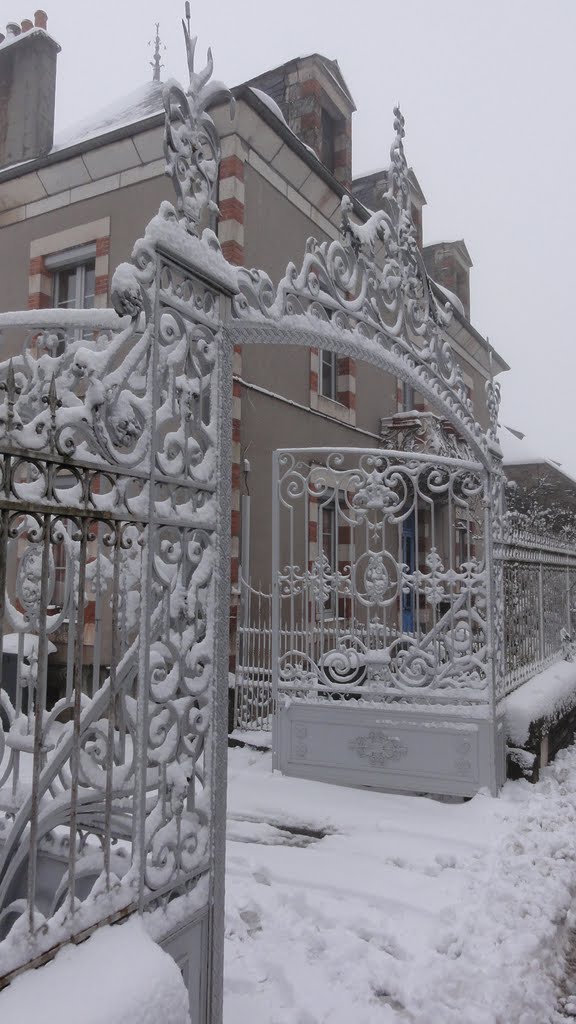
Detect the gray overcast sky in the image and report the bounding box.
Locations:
[41,0,576,472]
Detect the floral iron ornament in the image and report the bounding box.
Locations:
[163,18,235,234]
[230,106,495,464]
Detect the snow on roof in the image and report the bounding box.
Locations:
[53,80,164,151]
[433,281,465,318]
[249,87,288,126]
[0,26,60,55]
[500,425,576,485]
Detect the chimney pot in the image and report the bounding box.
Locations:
[21,19,34,32]
[34,9,47,29]
[6,23,21,37]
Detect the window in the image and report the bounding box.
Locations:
[455,521,471,566]
[402,381,415,411]
[321,500,337,613]
[46,244,97,352]
[320,350,337,401]
[321,108,336,172]
[48,244,96,312]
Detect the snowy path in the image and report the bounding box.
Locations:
[224,743,576,1024]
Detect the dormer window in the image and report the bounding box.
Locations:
[321,108,337,172]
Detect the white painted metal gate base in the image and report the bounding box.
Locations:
[275,703,506,797]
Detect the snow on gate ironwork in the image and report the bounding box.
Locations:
[0,7,509,1006]
[272,445,490,703]
[226,104,507,796]
[0,21,232,1017]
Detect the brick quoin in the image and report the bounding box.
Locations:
[219,197,244,223]
[95,275,108,296]
[232,418,241,443]
[300,111,321,133]
[301,79,322,98]
[29,256,44,275]
[338,357,355,376]
[338,390,356,410]
[221,240,244,265]
[95,237,110,257]
[230,556,239,588]
[27,292,51,310]
[232,378,242,399]
[219,155,245,181]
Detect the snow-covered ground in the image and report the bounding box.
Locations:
[3,737,576,1022]
[224,740,576,1024]
[0,918,190,1024]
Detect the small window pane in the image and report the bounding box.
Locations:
[53,258,96,310]
[54,267,77,309]
[320,350,337,400]
[321,108,336,172]
[83,261,96,308]
[402,381,415,411]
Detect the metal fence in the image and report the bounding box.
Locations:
[498,527,576,695]
[234,524,576,728]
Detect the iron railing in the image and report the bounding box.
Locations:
[498,527,576,695]
[234,525,576,729]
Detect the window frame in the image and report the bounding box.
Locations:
[320,349,338,402]
[48,244,97,313]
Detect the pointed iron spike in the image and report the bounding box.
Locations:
[182,18,197,82]
[46,373,62,413]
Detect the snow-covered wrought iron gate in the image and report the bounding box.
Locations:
[0,25,232,1021]
[0,6,509,1005]
[270,445,503,795]
[226,105,507,797]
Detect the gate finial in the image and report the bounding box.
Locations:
[162,13,234,235]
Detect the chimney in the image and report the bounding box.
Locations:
[422,241,473,320]
[0,11,61,170]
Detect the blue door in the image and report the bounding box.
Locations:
[402,512,416,633]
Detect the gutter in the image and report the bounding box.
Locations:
[430,280,510,374]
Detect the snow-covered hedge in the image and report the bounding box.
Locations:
[504,660,576,748]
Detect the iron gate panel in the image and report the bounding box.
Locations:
[0,25,233,1021]
[272,447,503,795]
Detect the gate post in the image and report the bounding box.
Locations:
[207,300,233,1024]
[486,435,507,793]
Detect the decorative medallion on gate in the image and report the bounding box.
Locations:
[348,731,409,767]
